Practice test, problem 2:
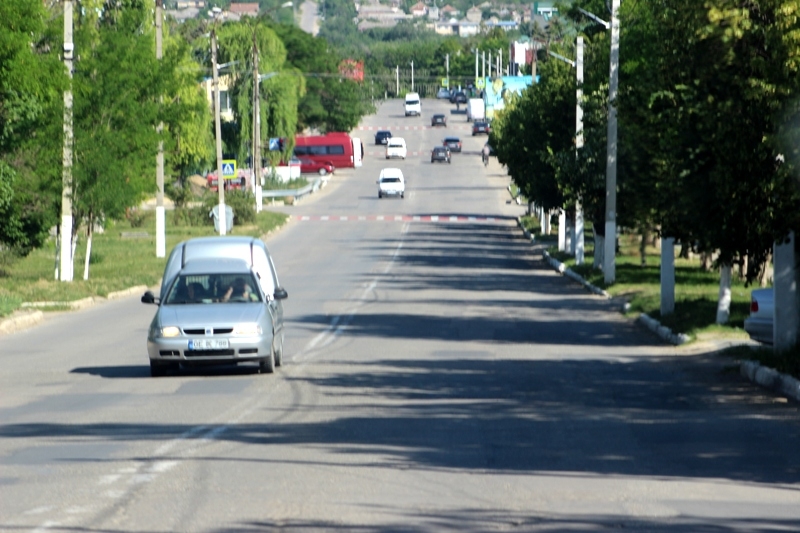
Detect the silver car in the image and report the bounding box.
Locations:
[744,288,773,344]
[141,257,288,376]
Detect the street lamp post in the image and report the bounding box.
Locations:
[60,0,74,282]
[210,11,226,235]
[410,61,414,92]
[603,0,620,284]
[575,36,585,265]
[155,0,166,258]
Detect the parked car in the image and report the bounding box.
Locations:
[431,146,451,164]
[744,288,773,344]
[377,168,405,199]
[449,90,467,104]
[298,158,334,176]
[431,114,447,127]
[141,236,288,377]
[436,88,451,99]
[385,137,407,159]
[374,130,392,145]
[472,120,491,136]
[443,136,462,152]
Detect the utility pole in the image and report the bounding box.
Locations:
[575,36,585,265]
[60,0,74,282]
[603,0,620,284]
[488,51,492,77]
[445,53,449,89]
[252,29,261,213]
[474,48,478,86]
[499,48,502,77]
[482,50,485,79]
[410,61,414,92]
[395,65,399,95]
[211,25,226,236]
[155,0,166,258]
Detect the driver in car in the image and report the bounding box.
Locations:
[222,277,253,302]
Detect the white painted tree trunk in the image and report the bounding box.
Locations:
[594,233,604,269]
[716,263,732,324]
[83,227,92,280]
[774,233,799,351]
[660,237,675,316]
[558,210,566,251]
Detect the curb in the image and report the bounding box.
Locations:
[741,359,800,403]
[519,218,689,346]
[2,284,150,336]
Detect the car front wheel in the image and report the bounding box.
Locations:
[259,349,275,374]
[319,168,328,176]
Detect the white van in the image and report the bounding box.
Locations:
[404,92,421,116]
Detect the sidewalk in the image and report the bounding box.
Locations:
[517,219,799,403]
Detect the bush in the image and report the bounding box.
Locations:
[202,189,256,227]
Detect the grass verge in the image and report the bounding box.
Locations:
[0,209,288,318]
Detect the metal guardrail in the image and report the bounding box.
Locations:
[261,177,323,200]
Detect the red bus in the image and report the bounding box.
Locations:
[293,132,363,169]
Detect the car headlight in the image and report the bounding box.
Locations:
[160,326,181,337]
[233,323,262,336]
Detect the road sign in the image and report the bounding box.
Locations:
[476,78,486,89]
[222,160,237,178]
[442,78,449,88]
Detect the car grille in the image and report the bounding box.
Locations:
[183,328,234,335]
[185,349,236,357]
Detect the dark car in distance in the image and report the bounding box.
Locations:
[374,130,392,145]
[443,137,462,153]
[431,146,451,164]
[431,114,447,127]
[449,90,467,104]
[472,120,491,136]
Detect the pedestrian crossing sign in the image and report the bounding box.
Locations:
[222,160,237,177]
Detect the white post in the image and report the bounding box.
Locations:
[774,233,799,351]
[716,264,732,324]
[603,0,620,284]
[558,210,566,251]
[60,0,74,282]
[155,0,166,258]
[211,26,226,235]
[395,65,399,95]
[575,36,585,265]
[482,51,485,79]
[410,61,414,92]
[660,237,675,316]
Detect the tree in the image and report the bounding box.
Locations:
[0,0,66,255]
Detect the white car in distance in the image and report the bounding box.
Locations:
[377,168,405,199]
[385,137,407,159]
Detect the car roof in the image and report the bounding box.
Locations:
[444,137,461,141]
[180,257,252,275]
[387,137,405,144]
[376,130,391,134]
[433,113,445,117]
[380,168,404,178]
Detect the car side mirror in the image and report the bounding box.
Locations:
[274,287,288,300]
[141,291,160,305]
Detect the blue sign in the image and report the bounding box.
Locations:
[269,138,281,151]
[221,160,236,177]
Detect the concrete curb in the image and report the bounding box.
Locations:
[0,310,44,335]
[520,218,690,346]
[3,284,151,335]
[741,359,800,402]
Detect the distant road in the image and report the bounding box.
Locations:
[299,0,319,35]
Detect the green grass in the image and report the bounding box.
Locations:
[548,233,753,340]
[0,209,288,317]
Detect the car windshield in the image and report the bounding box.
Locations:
[381,177,401,183]
[165,273,262,304]
[445,138,460,143]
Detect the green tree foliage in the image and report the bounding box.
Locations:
[0,0,66,254]
[70,0,167,232]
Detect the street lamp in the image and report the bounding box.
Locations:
[251,1,291,213]
[209,7,227,235]
[604,0,620,284]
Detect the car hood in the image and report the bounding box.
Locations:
[157,303,265,326]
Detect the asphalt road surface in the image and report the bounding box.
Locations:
[2,100,800,532]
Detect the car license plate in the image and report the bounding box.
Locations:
[188,338,229,350]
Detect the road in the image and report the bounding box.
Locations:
[2,100,800,532]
